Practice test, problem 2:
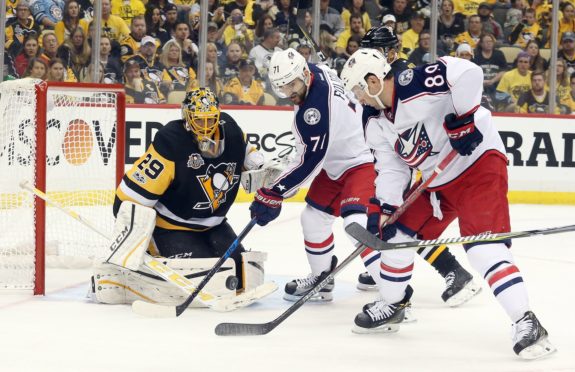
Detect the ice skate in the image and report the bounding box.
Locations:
[353,297,407,334]
[441,266,482,307]
[356,271,377,291]
[512,311,556,360]
[284,256,336,302]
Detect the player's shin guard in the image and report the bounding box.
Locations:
[301,206,336,275]
[377,229,416,304]
[466,243,530,321]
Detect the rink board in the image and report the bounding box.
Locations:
[122,106,575,205]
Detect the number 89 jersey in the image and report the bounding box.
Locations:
[367,57,506,192]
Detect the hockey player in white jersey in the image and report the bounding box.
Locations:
[249,48,403,308]
[340,49,555,359]
[355,25,482,308]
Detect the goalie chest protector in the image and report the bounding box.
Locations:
[150,112,246,229]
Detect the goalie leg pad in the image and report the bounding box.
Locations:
[242,251,267,290]
[105,201,156,271]
[92,257,237,306]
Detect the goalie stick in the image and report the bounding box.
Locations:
[19,181,222,308]
[345,222,575,251]
[214,150,458,336]
[132,218,258,318]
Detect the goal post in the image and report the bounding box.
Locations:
[0,79,125,295]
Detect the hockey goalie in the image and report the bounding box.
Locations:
[90,88,285,311]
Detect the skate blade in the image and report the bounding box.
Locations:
[445,280,482,307]
[403,307,417,323]
[518,338,557,360]
[352,323,400,334]
[283,292,333,302]
[356,283,378,292]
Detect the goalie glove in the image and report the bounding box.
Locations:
[241,157,289,193]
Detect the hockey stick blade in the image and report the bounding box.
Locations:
[133,282,278,317]
[345,222,575,251]
[215,268,339,336]
[215,322,273,336]
[211,281,278,312]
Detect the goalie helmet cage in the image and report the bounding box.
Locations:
[0,79,125,295]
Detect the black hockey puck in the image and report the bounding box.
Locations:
[226,275,239,290]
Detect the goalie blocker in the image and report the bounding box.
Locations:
[91,201,269,307]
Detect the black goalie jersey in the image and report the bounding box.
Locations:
[114,112,246,231]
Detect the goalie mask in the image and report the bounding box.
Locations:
[182,88,221,151]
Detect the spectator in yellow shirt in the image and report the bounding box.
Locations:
[46,57,77,82]
[100,0,130,42]
[111,0,146,25]
[335,13,365,57]
[550,58,572,113]
[508,8,541,48]
[341,0,371,32]
[563,72,575,114]
[497,51,532,110]
[452,0,484,17]
[559,3,575,42]
[455,14,482,49]
[223,59,264,105]
[54,0,88,45]
[401,12,425,56]
[222,8,254,51]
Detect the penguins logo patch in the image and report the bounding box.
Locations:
[303,108,321,125]
[398,69,414,86]
[194,163,239,212]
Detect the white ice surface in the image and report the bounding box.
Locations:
[1,203,574,372]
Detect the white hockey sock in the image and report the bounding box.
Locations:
[467,243,530,321]
[343,213,381,286]
[305,234,335,276]
[378,255,414,303]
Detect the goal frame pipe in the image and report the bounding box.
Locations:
[33,82,126,295]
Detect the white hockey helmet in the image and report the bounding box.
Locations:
[268,48,311,98]
[340,48,391,107]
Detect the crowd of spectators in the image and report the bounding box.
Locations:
[3,0,575,113]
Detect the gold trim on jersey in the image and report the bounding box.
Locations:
[125,144,175,198]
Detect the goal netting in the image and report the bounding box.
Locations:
[0,79,125,294]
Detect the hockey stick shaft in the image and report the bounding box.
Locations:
[19,180,217,304]
[292,0,327,62]
[346,222,575,251]
[20,180,109,239]
[175,218,258,316]
[215,150,458,336]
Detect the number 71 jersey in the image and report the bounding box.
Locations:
[269,63,374,197]
[368,56,506,190]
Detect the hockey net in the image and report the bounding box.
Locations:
[0,79,125,294]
